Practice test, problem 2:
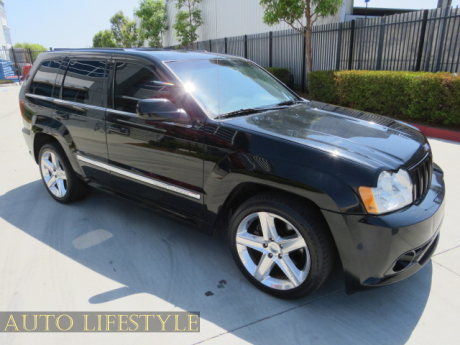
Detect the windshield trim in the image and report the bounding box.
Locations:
[161,58,301,121]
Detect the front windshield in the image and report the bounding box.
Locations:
[166,58,297,118]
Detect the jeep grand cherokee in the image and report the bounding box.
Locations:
[19,49,445,298]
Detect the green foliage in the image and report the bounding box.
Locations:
[260,0,343,25]
[108,11,142,48]
[92,30,117,48]
[135,0,168,48]
[314,0,345,16]
[260,0,305,26]
[440,77,460,125]
[308,70,338,103]
[173,0,203,48]
[309,70,460,126]
[110,11,128,46]
[14,42,47,51]
[264,67,293,87]
[14,42,47,60]
[260,1,343,73]
[121,20,142,48]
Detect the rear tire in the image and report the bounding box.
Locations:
[228,193,335,299]
[38,143,90,203]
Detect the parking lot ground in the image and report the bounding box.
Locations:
[1,85,460,345]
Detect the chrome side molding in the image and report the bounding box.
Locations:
[76,155,201,200]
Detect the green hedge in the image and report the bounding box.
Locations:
[309,70,460,126]
[265,67,293,88]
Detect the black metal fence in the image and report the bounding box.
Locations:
[174,7,460,91]
[0,47,47,82]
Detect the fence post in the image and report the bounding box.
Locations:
[224,37,228,54]
[209,39,212,52]
[28,48,33,63]
[348,20,356,70]
[244,35,248,59]
[376,17,386,70]
[336,23,343,70]
[435,8,449,71]
[10,47,20,79]
[269,31,273,67]
[416,10,429,71]
[301,29,306,93]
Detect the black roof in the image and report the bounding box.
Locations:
[353,7,418,16]
[49,48,237,62]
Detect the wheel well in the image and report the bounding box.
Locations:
[214,183,326,233]
[215,183,340,267]
[33,133,58,163]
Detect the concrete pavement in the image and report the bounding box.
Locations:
[1,85,460,345]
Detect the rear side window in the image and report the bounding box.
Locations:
[29,60,61,97]
[114,62,175,113]
[62,60,106,106]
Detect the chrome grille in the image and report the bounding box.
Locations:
[410,154,433,204]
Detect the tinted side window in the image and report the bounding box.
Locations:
[114,62,175,113]
[30,60,61,97]
[62,60,106,106]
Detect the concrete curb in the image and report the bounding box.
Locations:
[410,123,460,143]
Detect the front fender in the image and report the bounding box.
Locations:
[202,147,366,227]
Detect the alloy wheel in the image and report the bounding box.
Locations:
[236,212,311,290]
[40,151,68,198]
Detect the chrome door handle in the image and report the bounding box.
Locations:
[53,111,69,120]
[108,125,130,136]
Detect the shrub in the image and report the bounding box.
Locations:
[309,70,338,104]
[308,70,460,126]
[265,67,293,88]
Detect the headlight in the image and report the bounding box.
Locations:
[359,170,413,214]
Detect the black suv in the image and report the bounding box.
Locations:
[19,49,445,299]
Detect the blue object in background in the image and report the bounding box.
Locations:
[0,59,19,82]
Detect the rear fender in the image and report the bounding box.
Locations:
[32,115,86,179]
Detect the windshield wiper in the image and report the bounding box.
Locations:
[274,99,308,107]
[214,99,308,120]
[275,100,297,106]
[214,107,269,120]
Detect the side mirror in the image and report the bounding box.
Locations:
[136,99,191,126]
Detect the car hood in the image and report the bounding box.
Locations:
[222,101,429,170]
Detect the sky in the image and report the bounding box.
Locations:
[4,0,460,49]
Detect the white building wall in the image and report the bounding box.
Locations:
[0,0,12,49]
[163,0,353,47]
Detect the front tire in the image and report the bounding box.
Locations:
[228,193,335,299]
[38,143,89,203]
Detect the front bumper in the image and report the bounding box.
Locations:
[322,164,445,293]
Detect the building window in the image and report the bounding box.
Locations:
[3,28,11,45]
[0,4,6,20]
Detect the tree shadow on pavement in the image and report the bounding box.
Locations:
[0,180,433,344]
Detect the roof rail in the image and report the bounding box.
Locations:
[52,47,172,51]
[52,48,126,51]
[52,47,212,52]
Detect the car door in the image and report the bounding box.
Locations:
[105,57,204,218]
[53,53,111,184]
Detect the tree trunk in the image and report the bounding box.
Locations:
[188,0,194,49]
[304,1,313,75]
[305,27,312,74]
